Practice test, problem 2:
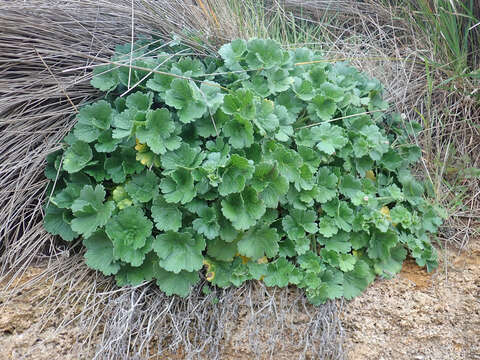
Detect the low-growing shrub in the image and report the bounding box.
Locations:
[43,38,444,304]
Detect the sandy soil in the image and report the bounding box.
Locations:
[343,240,480,360]
[1,239,479,360]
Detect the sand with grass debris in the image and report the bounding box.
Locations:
[1,240,479,359]
[0,265,343,359]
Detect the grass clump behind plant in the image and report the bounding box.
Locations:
[381,0,479,83]
[375,0,480,246]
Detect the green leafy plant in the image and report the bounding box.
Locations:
[43,38,444,304]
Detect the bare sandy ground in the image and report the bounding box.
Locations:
[1,239,479,360]
[343,240,480,360]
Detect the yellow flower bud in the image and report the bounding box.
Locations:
[257,256,268,264]
[240,255,250,264]
[206,271,215,281]
[365,170,376,181]
[380,206,392,221]
[134,139,148,152]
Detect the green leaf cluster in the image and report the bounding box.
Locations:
[43,38,444,302]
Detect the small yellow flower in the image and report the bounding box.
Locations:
[206,271,215,281]
[135,139,148,152]
[365,170,376,181]
[380,206,397,226]
[257,256,268,264]
[235,252,250,264]
[136,152,153,166]
[380,206,392,222]
[203,260,215,281]
[353,249,363,257]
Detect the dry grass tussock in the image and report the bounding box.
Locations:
[0,0,478,359]
[284,0,480,248]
